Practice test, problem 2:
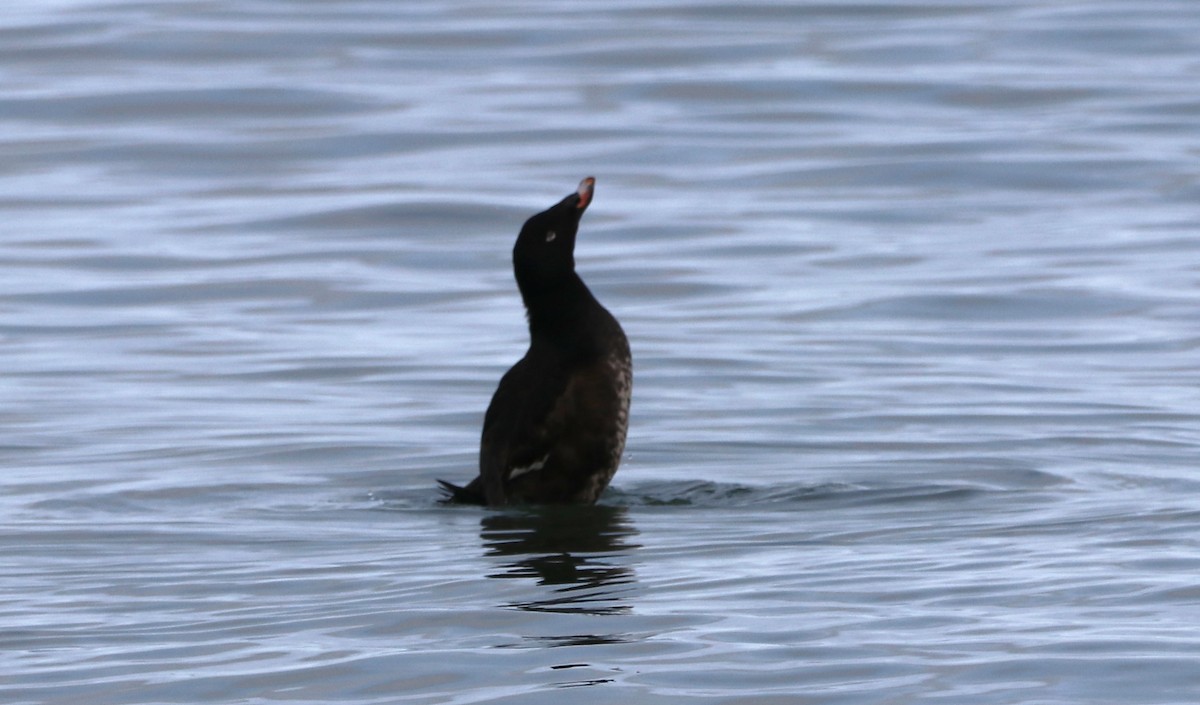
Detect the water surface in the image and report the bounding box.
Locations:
[4,1,1200,703]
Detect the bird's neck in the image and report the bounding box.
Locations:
[520,272,600,344]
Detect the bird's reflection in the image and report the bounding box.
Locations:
[481,504,639,616]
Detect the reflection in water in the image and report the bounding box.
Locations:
[481,504,639,616]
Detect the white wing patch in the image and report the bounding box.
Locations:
[508,453,549,480]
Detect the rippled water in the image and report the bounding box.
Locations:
[4,1,1200,703]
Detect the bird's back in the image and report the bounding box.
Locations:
[480,305,630,505]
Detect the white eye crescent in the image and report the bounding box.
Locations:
[545,230,557,242]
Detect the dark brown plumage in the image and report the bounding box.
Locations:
[439,178,631,506]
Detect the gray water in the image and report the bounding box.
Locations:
[4,1,1200,703]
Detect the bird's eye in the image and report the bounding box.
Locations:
[545,230,557,242]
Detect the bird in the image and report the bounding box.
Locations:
[439,177,631,506]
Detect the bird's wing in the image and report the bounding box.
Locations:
[479,353,570,504]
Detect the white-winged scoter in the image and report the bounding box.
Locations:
[439,177,632,506]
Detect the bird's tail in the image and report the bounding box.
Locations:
[437,478,487,505]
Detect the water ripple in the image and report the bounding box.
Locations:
[4,1,1200,703]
